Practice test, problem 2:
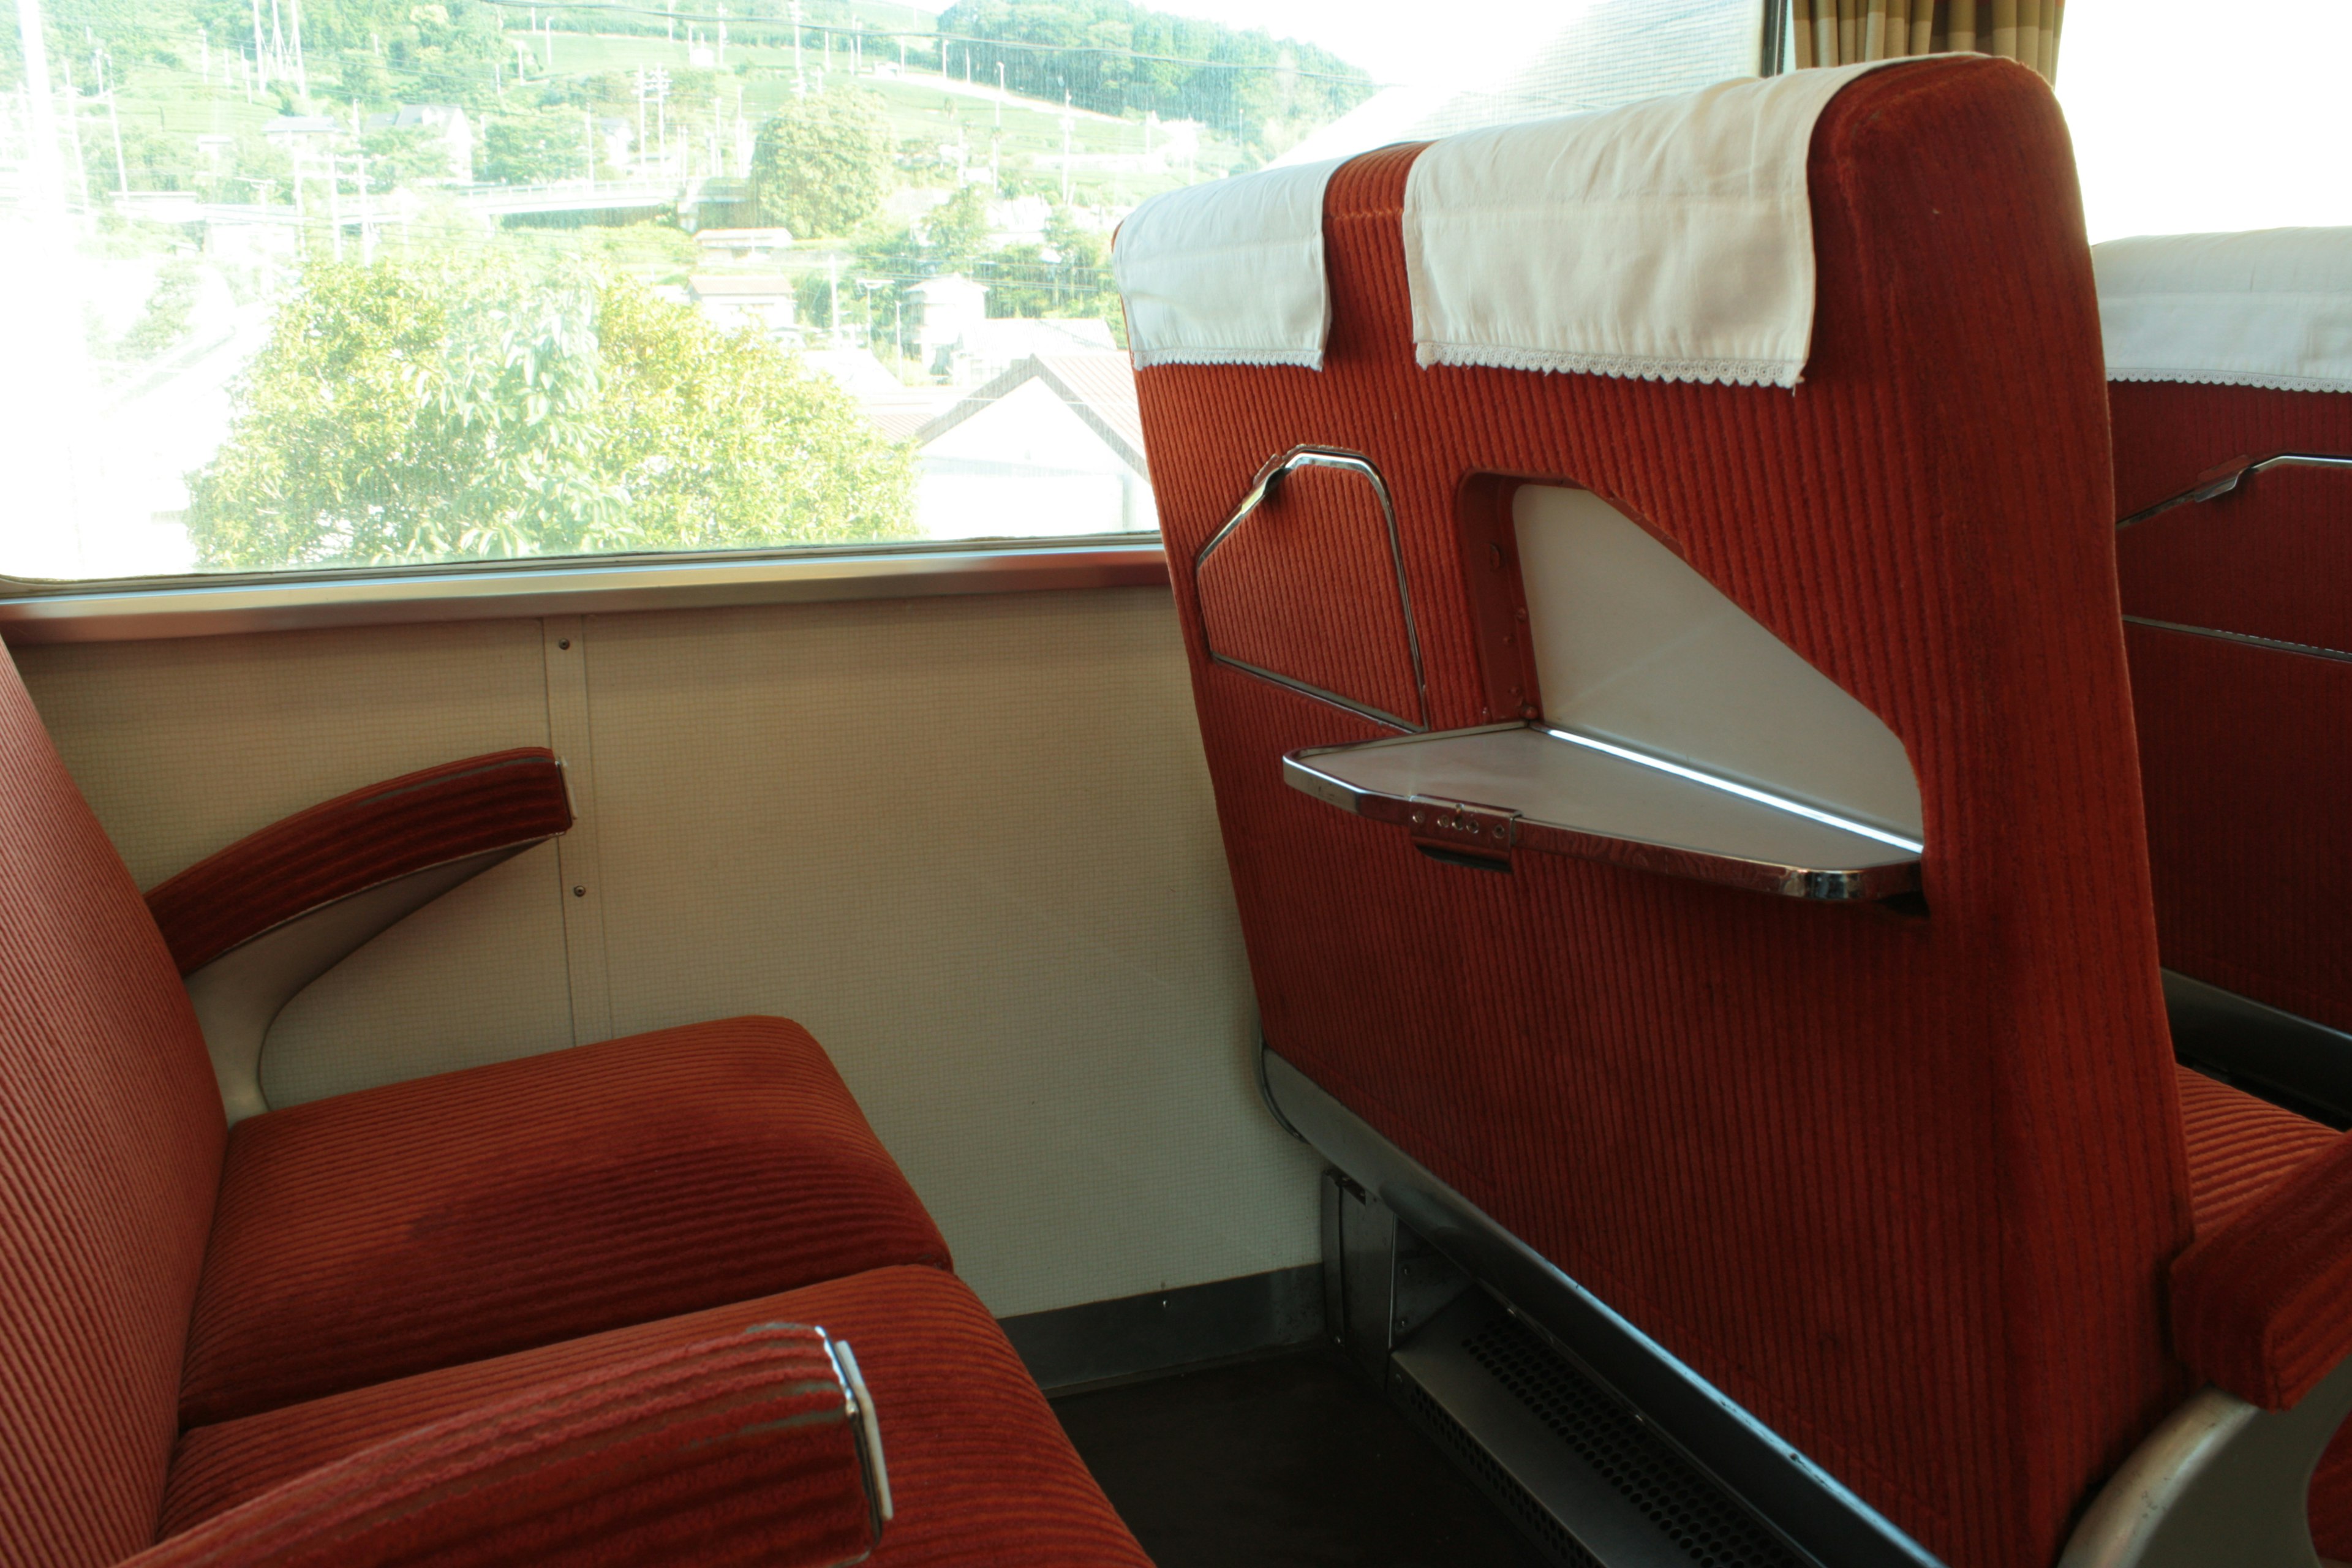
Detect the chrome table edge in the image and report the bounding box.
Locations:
[1281,725,1923,903]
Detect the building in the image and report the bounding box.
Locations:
[912,351,1153,540]
[377,105,476,184]
[800,349,957,443]
[695,227,795,260]
[907,275,990,373]
[261,115,341,152]
[685,274,799,338]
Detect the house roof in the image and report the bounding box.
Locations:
[688,273,797,300]
[913,351,1144,469]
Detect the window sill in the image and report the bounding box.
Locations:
[0,538,1171,645]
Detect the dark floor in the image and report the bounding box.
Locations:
[1052,1346,1553,1568]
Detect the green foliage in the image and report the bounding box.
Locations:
[80,115,202,195]
[116,258,203,360]
[750,87,893,239]
[184,255,913,569]
[591,284,914,551]
[924,183,990,270]
[977,205,1114,326]
[935,0,1373,154]
[481,107,589,184]
[361,122,457,186]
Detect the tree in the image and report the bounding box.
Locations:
[362,123,458,187]
[481,108,589,185]
[750,88,893,239]
[590,285,914,550]
[935,0,1372,154]
[184,256,914,569]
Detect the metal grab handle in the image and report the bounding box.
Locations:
[2117,452,2352,530]
[1193,445,1431,733]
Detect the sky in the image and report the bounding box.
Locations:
[906,0,2352,243]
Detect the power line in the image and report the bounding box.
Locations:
[469,0,1382,86]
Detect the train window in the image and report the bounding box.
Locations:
[0,0,1768,582]
[2057,0,2352,242]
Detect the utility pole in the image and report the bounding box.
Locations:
[250,0,266,90]
[13,0,65,219]
[58,56,86,208]
[584,106,594,182]
[994,60,1001,127]
[633,67,647,167]
[355,152,374,261]
[790,0,803,96]
[1060,88,1072,206]
[105,70,125,196]
[325,146,342,259]
[714,1,725,67]
[288,0,307,107]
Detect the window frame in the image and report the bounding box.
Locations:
[0,535,1169,645]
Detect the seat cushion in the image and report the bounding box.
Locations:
[2171,1065,2352,1555]
[162,1265,1152,1566]
[181,1017,951,1428]
[2173,1065,2339,1234]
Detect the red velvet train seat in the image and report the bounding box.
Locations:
[0,633,1145,1566]
[178,1016,951,1428]
[159,1265,1151,1567]
[1125,59,2352,1567]
[2103,265,2352,1039]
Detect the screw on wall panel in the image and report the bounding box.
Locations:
[558,638,571,649]
[572,885,587,897]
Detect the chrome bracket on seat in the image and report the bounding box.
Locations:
[2059,1354,2352,1568]
[1193,446,1431,733]
[2116,451,2352,531]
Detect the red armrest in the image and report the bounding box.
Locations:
[146,749,573,974]
[2171,1128,2352,1409]
[126,1324,885,1567]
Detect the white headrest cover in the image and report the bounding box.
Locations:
[2095,228,2352,394]
[1402,58,1917,388]
[1112,159,1345,372]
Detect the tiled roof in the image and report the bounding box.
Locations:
[913,351,1143,468]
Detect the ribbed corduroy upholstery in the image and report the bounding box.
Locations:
[2170,1065,2352,1551]
[162,1265,1153,1566]
[2172,1124,2352,1410]
[2174,1066,2340,1234]
[129,1327,876,1567]
[145,749,575,975]
[0,641,227,1568]
[179,1017,951,1428]
[1131,60,2194,1566]
[2109,383,2352,1036]
[1196,461,1423,723]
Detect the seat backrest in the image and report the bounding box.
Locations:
[0,644,225,1567]
[2101,234,2352,1033]
[1129,59,2192,1568]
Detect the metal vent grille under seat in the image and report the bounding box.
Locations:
[1396,1372,1607,1568]
[1389,1292,1810,1568]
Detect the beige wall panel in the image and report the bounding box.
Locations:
[261,842,575,1106]
[13,619,575,1106]
[582,588,1321,1319]
[15,619,553,883]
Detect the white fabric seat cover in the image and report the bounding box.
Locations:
[2095,228,2352,394]
[1112,159,1346,371]
[1401,58,1917,387]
